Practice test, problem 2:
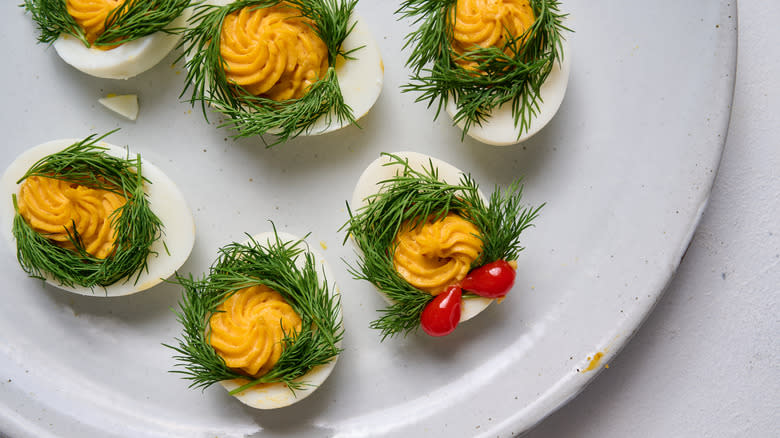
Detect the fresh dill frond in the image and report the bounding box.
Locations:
[21,0,83,45]
[341,153,542,339]
[177,0,358,146]
[396,0,569,140]
[468,179,544,265]
[21,0,192,48]
[166,227,343,393]
[215,67,354,142]
[11,131,164,289]
[346,230,432,340]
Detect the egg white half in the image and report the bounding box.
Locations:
[351,152,494,323]
[200,1,384,137]
[52,8,192,80]
[218,231,342,409]
[0,139,196,296]
[445,38,571,146]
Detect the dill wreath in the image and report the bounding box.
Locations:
[167,228,343,393]
[342,153,543,339]
[11,132,164,289]
[397,0,569,140]
[178,0,361,145]
[22,0,192,48]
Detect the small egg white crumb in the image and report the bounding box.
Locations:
[98,94,139,121]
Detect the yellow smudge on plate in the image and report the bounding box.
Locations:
[581,351,605,373]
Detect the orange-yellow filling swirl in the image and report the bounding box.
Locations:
[209,285,302,377]
[450,0,536,69]
[393,213,483,295]
[17,175,126,259]
[66,0,128,47]
[219,3,329,101]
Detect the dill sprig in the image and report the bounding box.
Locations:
[177,0,358,146]
[166,227,343,393]
[11,131,164,289]
[341,153,543,338]
[21,0,192,48]
[396,0,569,140]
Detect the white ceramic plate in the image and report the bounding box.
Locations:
[0,2,736,437]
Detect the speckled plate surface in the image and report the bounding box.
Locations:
[0,1,736,437]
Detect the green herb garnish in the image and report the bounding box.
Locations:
[21,0,192,48]
[12,131,164,289]
[178,0,360,146]
[341,153,543,339]
[167,227,343,393]
[397,0,569,140]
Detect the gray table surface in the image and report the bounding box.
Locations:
[527,1,779,436]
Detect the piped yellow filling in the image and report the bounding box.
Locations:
[450,0,536,69]
[393,213,483,295]
[209,285,302,378]
[17,175,126,259]
[66,0,128,48]
[219,3,329,101]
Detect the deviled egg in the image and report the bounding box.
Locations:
[169,230,343,409]
[399,0,570,145]
[344,152,542,337]
[180,0,383,143]
[23,0,192,79]
[0,133,195,296]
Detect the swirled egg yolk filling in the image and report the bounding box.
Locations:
[17,175,127,259]
[66,0,128,48]
[209,285,302,378]
[450,0,535,69]
[393,213,483,295]
[219,3,329,101]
